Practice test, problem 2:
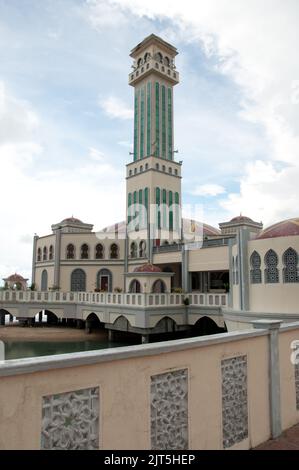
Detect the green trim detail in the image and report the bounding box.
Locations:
[134,91,139,161]
[140,87,145,159]
[162,85,166,158]
[139,189,143,228]
[162,189,167,228]
[155,82,160,157]
[144,187,149,227]
[156,187,161,229]
[175,192,180,230]
[169,190,173,230]
[147,82,151,156]
[168,88,172,160]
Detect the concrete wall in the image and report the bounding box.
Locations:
[1,323,299,450]
[59,264,124,292]
[188,246,229,272]
[248,237,299,313]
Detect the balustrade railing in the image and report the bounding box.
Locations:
[0,290,227,308]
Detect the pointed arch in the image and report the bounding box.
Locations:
[95,243,104,259]
[129,279,141,293]
[66,243,75,259]
[97,269,112,292]
[250,250,262,284]
[283,247,299,283]
[41,270,48,291]
[264,249,279,283]
[71,269,86,291]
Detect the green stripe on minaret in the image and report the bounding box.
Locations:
[155,82,160,156]
[147,82,151,156]
[168,88,172,160]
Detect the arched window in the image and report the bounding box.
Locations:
[95,244,104,259]
[81,244,89,259]
[97,269,112,292]
[283,247,299,283]
[110,243,119,259]
[144,52,150,62]
[41,270,48,291]
[164,56,170,66]
[139,240,146,257]
[152,279,166,293]
[137,58,143,67]
[130,242,137,258]
[140,165,143,172]
[66,244,75,259]
[155,163,159,170]
[129,279,141,293]
[37,248,41,262]
[43,246,48,261]
[49,245,54,261]
[155,52,163,63]
[71,269,86,291]
[250,251,262,284]
[264,249,279,283]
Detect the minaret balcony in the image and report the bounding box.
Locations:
[129,59,179,86]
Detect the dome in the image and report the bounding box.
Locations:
[182,218,220,236]
[230,215,255,223]
[60,217,83,224]
[256,217,299,240]
[4,273,28,282]
[100,219,220,237]
[134,263,162,273]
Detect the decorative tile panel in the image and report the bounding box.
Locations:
[222,355,248,449]
[41,387,99,450]
[151,369,188,450]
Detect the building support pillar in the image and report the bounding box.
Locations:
[253,319,282,439]
[31,234,39,287]
[76,319,84,329]
[182,247,189,292]
[108,330,114,342]
[141,334,149,344]
[85,320,92,334]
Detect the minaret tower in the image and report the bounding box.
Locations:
[126,34,182,264]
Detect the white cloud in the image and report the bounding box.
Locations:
[89,147,105,161]
[83,0,128,30]
[191,184,226,197]
[0,83,125,283]
[99,95,133,120]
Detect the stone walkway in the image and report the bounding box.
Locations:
[255,423,299,450]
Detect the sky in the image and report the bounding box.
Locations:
[0,0,298,281]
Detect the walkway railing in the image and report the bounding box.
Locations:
[0,290,227,308]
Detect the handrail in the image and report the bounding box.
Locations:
[0,290,227,308]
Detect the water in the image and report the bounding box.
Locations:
[3,337,138,360]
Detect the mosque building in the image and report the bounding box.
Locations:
[28,34,299,330]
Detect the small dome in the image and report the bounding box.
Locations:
[134,263,162,273]
[60,217,83,224]
[4,273,28,282]
[256,217,299,240]
[230,215,254,223]
[182,218,220,236]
